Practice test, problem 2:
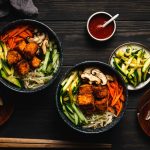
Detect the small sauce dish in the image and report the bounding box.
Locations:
[87,12,116,41]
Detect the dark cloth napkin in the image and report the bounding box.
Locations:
[0,0,38,18]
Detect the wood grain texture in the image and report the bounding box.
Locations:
[33,0,150,21]
[0,0,149,150]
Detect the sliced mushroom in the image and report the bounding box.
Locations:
[83,67,94,74]
[81,73,101,84]
[28,33,46,44]
[106,75,114,81]
[28,36,39,43]
[42,39,49,54]
[37,33,45,43]
[91,69,107,85]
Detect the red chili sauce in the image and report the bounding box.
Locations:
[89,14,114,39]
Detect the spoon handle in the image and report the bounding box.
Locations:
[102,14,119,28]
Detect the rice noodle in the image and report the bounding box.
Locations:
[22,70,53,89]
[83,111,116,129]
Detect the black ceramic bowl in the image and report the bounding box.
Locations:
[56,61,128,134]
[0,19,63,93]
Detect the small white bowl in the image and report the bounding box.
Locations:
[87,12,116,41]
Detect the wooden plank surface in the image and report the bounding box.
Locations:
[0,0,150,149]
[34,0,150,21]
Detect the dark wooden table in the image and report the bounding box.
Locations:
[0,0,150,149]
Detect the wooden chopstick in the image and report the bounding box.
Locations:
[0,138,112,149]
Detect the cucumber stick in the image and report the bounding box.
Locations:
[1,70,21,88]
[62,71,77,92]
[142,58,150,73]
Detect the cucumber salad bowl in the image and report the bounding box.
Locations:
[0,19,62,93]
[109,42,150,90]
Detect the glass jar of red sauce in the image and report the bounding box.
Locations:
[87,12,116,41]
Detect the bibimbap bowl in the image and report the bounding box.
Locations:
[0,19,63,93]
[56,61,128,134]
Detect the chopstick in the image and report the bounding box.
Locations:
[0,137,112,149]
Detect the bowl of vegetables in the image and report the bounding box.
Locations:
[0,19,62,93]
[109,42,150,90]
[56,61,128,133]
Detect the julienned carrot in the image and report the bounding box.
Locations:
[107,107,115,114]
[111,87,123,106]
[12,25,29,37]
[8,38,13,48]
[25,30,33,37]
[114,101,120,110]
[2,27,21,41]
[120,94,125,102]
[7,37,16,49]
[15,37,23,43]
[107,82,114,98]
[8,27,21,37]
[11,38,16,48]
[110,87,117,106]
[116,101,123,116]
[19,31,29,38]
[1,33,9,41]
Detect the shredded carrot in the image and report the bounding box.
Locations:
[8,38,13,49]
[19,31,29,38]
[107,82,114,98]
[8,27,21,37]
[25,30,33,37]
[120,94,125,102]
[111,87,123,106]
[1,33,9,41]
[116,101,123,116]
[12,25,29,37]
[11,38,16,48]
[14,37,24,43]
[107,107,115,114]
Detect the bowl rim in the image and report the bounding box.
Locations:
[0,19,63,93]
[56,61,128,134]
[87,11,116,41]
[108,42,150,90]
[137,89,150,136]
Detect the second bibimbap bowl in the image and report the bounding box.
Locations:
[56,61,128,134]
[0,19,62,93]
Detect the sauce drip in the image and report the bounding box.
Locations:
[89,14,114,39]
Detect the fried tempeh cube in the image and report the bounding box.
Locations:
[24,42,38,59]
[77,94,94,106]
[79,84,93,95]
[7,50,22,65]
[31,56,41,68]
[93,85,108,99]
[16,40,26,53]
[17,60,30,75]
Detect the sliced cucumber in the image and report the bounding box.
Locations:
[1,70,21,88]
[142,58,150,73]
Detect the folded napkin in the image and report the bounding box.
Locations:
[0,0,38,18]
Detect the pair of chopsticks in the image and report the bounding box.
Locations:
[0,137,112,149]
